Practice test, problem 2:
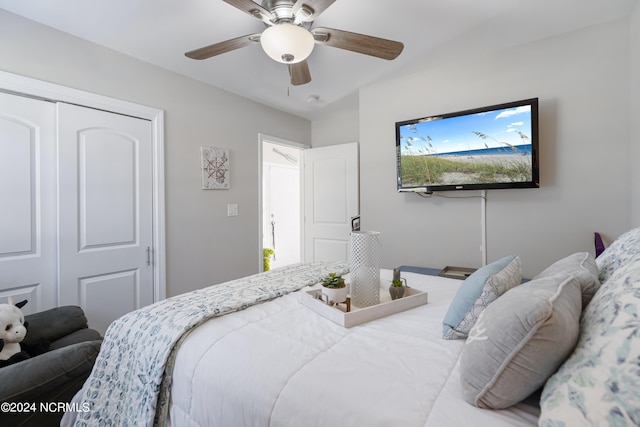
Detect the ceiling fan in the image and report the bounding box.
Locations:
[185,0,404,86]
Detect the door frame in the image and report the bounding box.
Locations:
[0,70,166,302]
[258,133,309,272]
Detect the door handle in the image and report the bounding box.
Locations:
[146,246,152,266]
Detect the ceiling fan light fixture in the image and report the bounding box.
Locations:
[260,23,315,64]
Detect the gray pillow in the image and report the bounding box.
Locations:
[459,274,582,409]
[533,252,600,309]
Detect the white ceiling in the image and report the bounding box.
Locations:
[1,0,636,120]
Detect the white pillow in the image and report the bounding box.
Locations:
[596,226,640,283]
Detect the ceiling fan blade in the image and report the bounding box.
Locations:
[292,0,336,23]
[223,0,274,24]
[185,34,260,60]
[312,27,404,60]
[288,60,312,85]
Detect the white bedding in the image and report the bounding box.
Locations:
[168,270,539,427]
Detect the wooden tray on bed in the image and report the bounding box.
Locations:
[301,282,428,328]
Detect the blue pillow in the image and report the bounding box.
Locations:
[442,255,521,339]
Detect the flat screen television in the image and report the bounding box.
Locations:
[396,98,539,192]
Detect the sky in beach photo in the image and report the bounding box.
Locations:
[399,104,533,156]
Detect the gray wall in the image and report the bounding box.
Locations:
[0,10,311,297]
[631,5,640,227]
[356,18,635,278]
[311,93,359,147]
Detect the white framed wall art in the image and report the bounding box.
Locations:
[201,146,230,189]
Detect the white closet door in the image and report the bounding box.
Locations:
[303,142,359,262]
[57,103,154,334]
[0,92,57,313]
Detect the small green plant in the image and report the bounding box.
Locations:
[263,248,275,271]
[322,273,346,289]
[391,278,404,287]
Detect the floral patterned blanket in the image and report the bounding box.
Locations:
[65,261,348,427]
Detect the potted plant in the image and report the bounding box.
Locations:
[321,273,348,304]
[389,278,406,300]
[263,248,275,271]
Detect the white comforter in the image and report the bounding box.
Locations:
[168,270,539,427]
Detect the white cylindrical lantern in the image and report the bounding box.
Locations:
[350,231,381,308]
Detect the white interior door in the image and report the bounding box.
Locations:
[303,142,359,262]
[0,92,57,314]
[57,103,154,334]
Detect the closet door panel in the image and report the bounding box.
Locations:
[0,92,57,313]
[0,121,33,254]
[79,129,136,248]
[57,102,154,335]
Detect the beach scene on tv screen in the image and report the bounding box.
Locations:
[398,104,533,187]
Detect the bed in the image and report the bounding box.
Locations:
[168,269,539,427]
[62,227,640,427]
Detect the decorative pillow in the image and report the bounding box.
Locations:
[459,274,582,409]
[594,232,605,257]
[539,253,640,427]
[442,255,521,340]
[595,226,640,283]
[533,252,600,309]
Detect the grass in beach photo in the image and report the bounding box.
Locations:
[401,154,532,186]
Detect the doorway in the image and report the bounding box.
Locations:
[260,135,307,271]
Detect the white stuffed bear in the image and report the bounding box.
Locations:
[0,297,29,365]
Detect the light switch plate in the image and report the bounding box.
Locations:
[227,204,238,216]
